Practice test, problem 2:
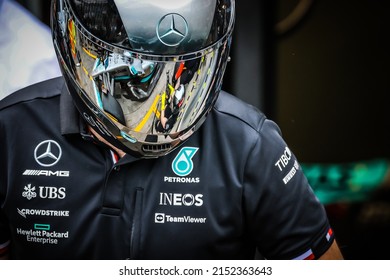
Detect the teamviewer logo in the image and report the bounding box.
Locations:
[155,213,165,223]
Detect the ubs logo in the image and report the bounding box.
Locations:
[34,140,62,167]
[22,184,66,200]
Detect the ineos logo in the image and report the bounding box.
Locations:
[159,192,203,207]
[34,140,62,167]
[156,13,188,46]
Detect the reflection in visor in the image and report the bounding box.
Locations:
[88,52,161,125]
[76,39,213,137]
[91,53,158,100]
[155,59,201,133]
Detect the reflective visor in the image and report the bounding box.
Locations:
[79,41,221,136]
[53,0,234,157]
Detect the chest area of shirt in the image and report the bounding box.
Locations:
[5,138,247,258]
[14,149,237,213]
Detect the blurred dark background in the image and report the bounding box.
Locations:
[16,0,390,259]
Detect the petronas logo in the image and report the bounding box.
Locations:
[172,147,199,177]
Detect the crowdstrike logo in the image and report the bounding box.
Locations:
[17,208,70,218]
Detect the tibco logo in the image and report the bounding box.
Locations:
[159,192,203,207]
[274,146,293,171]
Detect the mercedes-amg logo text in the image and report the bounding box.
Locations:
[34,140,62,167]
[156,13,188,46]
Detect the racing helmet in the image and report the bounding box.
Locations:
[51,0,235,158]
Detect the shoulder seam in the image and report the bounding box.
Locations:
[0,77,64,111]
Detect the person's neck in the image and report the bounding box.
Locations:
[88,126,126,158]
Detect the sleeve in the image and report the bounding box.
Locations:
[243,119,334,260]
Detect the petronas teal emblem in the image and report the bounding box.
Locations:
[172,147,199,176]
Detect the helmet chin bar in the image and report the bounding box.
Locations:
[52,0,234,158]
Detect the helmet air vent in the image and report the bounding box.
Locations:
[142,143,172,153]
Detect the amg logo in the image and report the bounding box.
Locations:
[23,170,70,177]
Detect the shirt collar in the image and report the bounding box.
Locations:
[59,84,86,136]
[59,83,142,164]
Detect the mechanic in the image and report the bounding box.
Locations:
[0,0,343,260]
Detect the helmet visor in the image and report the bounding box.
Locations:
[83,45,220,137]
[58,15,228,141]
[52,0,234,157]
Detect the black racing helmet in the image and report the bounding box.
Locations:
[51,0,235,158]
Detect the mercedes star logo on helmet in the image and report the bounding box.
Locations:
[34,140,62,167]
[156,13,188,46]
